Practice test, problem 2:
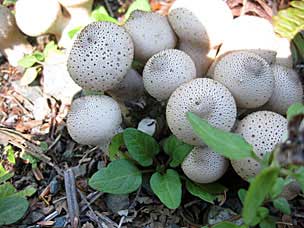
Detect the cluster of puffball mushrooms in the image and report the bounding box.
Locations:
[0,0,302,199]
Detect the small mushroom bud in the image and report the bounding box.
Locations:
[182,147,229,183]
[213,51,274,109]
[0,5,33,66]
[124,10,177,63]
[143,49,196,101]
[67,21,134,91]
[231,111,287,180]
[166,78,237,146]
[67,95,122,146]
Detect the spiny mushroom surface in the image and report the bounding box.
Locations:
[182,146,229,183]
[166,78,237,146]
[168,0,233,48]
[218,15,277,64]
[143,49,196,101]
[0,5,33,66]
[67,21,134,91]
[67,95,122,145]
[15,0,68,39]
[213,51,274,109]
[231,111,287,180]
[124,10,176,63]
[263,64,303,115]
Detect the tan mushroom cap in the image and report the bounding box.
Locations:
[182,146,229,183]
[124,10,177,63]
[67,95,122,146]
[166,78,237,146]
[263,65,303,115]
[213,51,274,109]
[168,0,233,48]
[15,0,66,38]
[218,16,277,64]
[231,111,287,180]
[143,49,196,101]
[67,21,134,91]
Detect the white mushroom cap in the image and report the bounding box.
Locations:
[231,111,287,180]
[263,64,303,115]
[67,21,134,91]
[275,36,293,68]
[182,146,229,183]
[124,10,177,62]
[166,78,237,146]
[168,0,233,48]
[218,16,277,64]
[213,51,274,109]
[0,5,33,66]
[15,0,67,38]
[178,42,216,77]
[67,95,122,146]
[143,49,196,101]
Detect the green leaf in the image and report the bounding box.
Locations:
[14,186,36,198]
[186,180,217,204]
[43,41,59,57]
[89,159,142,194]
[271,177,290,199]
[40,142,48,152]
[287,102,304,120]
[18,55,38,68]
[163,135,193,167]
[212,222,240,228]
[292,167,304,192]
[259,216,276,228]
[187,112,254,160]
[68,26,84,39]
[91,6,118,23]
[273,197,291,214]
[4,145,15,165]
[33,51,44,61]
[2,0,17,6]
[123,128,160,166]
[238,188,247,204]
[20,151,38,168]
[242,167,280,225]
[20,67,39,86]
[150,169,182,209]
[0,183,16,199]
[124,0,151,22]
[0,164,14,183]
[0,197,29,225]
[109,133,124,160]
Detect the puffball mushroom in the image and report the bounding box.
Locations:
[182,147,229,183]
[0,5,33,66]
[217,16,277,64]
[67,95,122,146]
[263,65,303,115]
[231,111,287,180]
[166,78,237,146]
[168,0,233,48]
[124,10,177,63]
[275,36,293,68]
[213,51,274,109]
[143,49,196,101]
[67,21,134,91]
[15,0,68,39]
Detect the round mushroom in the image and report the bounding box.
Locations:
[231,111,287,180]
[67,95,122,145]
[143,49,196,101]
[263,64,303,115]
[166,78,237,146]
[15,0,68,39]
[67,21,134,91]
[124,10,176,63]
[213,51,274,109]
[0,5,33,66]
[182,146,229,183]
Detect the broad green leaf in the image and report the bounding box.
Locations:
[20,151,38,168]
[150,169,182,209]
[0,197,29,225]
[259,216,276,228]
[186,180,217,204]
[33,51,44,61]
[250,207,269,226]
[20,67,39,86]
[40,142,48,152]
[271,177,293,199]
[14,186,36,198]
[4,145,15,164]
[18,55,37,68]
[163,135,193,167]
[0,164,14,183]
[91,6,118,23]
[123,128,160,167]
[273,197,291,214]
[43,41,59,57]
[292,167,304,192]
[290,0,304,10]
[124,0,151,22]
[0,183,16,199]
[68,26,84,39]
[212,222,240,228]
[2,0,17,6]
[187,112,254,160]
[287,102,304,120]
[242,167,280,225]
[238,188,247,204]
[89,159,142,194]
[109,133,124,160]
